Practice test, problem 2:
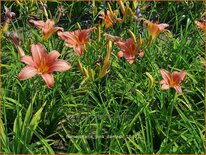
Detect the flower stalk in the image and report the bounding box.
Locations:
[5,32,25,57]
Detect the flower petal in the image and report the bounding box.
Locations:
[47,50,60,63]
[20,56,36,67]
[29,20,45,29]
[195,20,206,33]
[41,73,54,88]
[138,50,144,58]
[58,31,78,45]
[158,23,169,31]
[125,38,136,56]
[172,70,186,85]
[55,26,64,32]
[161,84,170,90]
[174,85,182,95]
[104,33,122,42]
[78,27,96,43]
[160,69,171,85]
[45,19,55,27]
[43,19,55,35]
[82,27,96,36]
[73,45,84,56]
[31,43,47,66]
[117,51,123,58]
[127,59,135,64]
[48,60,71,72]
[42,28,56,40]
[159,80,166,85]
[18,66,38,80]
[149,23,159,39]
[115,40,129,52]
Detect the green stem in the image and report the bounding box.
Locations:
[165,92,178,144]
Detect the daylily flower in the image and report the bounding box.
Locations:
[195,20,206,33]
[139,18,170,42]
[29,19,63,41]
[18,43,71,88]
[2,6,16,32]
[105,32,143,64]
[159,69,186,95]
[57,27,96,56]
[115,38,143,64]
[5,32,25,57]
[99,10,121,29]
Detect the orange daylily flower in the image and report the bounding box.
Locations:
[99,10,121,29]
[159,69,186,95]
[57,27,96,56]
[18,43,71,88]
[195,20,206,33]
[29,19,63,41]
[139,18,170,41]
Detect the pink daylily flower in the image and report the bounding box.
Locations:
[159,69,186,95]
[115,38,137,64]
[57,27,96,56]
[29,19,63,41]
[115,38,143,64]
[18,43,71,88]
[105,33,143,64]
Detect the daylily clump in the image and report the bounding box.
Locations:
[29,19,63,41]
[195,20,206,33]
[18,43,71,88]
[57,27,96,56]
[77,40,112,84]
[159,69,186,95]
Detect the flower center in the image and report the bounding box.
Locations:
[37,59,49,73]
[169,79,176,87]
[38,66,49,73]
